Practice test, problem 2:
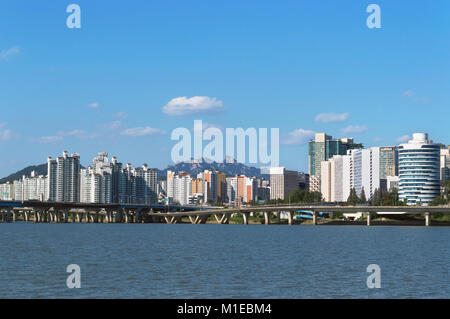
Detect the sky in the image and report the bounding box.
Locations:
[0,0,449,177]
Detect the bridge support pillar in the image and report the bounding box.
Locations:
[242,213,249,225]
[288,211,293,225]
[64,210,69,223]
[264,212,270,225]
[367,213,371,226]
[312,211,317,225]
[24,211,29,222]
[188,215,207,224]
[277,211,281,224]
[214,213,231,224]
[425,212,431,227]
[115,210,122,223]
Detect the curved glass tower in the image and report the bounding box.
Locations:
[398,133,441,205]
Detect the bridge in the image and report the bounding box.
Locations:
[1,200,450,226]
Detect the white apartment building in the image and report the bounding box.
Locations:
[167,171,192,205]
[321,155,350,202]
[441,148,450,182]
[47,151,81,203]
[322,147,383,203]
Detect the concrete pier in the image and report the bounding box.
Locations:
[425,212,431,226]
[264,212,270,225]
[242,212,249,225]
[312,211,317,225]
[288,211,293,225]
[367,213,371,226]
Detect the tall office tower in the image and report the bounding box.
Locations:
[398,133,441,206]
[217,172,227,203]
[203,170,219,203]
[380,146,398,179]
[133,164,158,204]
[269,167,298,200]
[298,173,310,190]
[440,147,450,182]
[47,151,81,203]
[321,155,350,202]
[308,133,362,191]
[347,147,381,200]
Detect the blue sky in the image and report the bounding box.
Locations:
[0,0,449,176]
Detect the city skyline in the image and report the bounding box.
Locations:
[1,1,449,177]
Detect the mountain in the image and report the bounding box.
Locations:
[159,159,264,178]
[0,160,265,184]
[0,164,48,183]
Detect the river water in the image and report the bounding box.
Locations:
[0,223,448,298]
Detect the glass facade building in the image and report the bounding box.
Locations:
[398,133,441,205]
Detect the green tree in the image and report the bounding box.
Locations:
[346,188,359,206]
[359,187,367,204]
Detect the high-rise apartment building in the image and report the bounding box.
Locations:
[47,151,81,203]
[133,164,158,204]
[321,155,350,202]
[167,171,192,205]
[398,133,441,205]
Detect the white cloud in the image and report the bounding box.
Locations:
[56,129,97,139]
[38,136,63,144]
[342,125,368,135]
[401,90,429,103]
[88,102,100,108]
[397,134,411,143]
[282,129,315,145]
[1,129,12,141]
[113,112,128,119]
[162,96,224,116]
[98,121,122,131]
[0,46,20,61]
[315,112,349,123]
[120,126,166,137]
[0,123,13,141]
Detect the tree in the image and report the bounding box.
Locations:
[359,187,367,204]
[347,188,359,206]
[430,180,450,206]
